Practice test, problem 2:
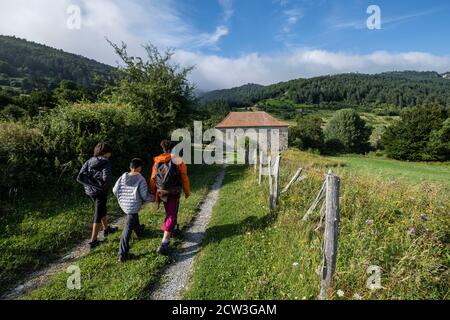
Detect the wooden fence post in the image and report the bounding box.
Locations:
[258,151,263,185]
[272,154,281,209]
[268,156,273,210]
[319,170,340,300]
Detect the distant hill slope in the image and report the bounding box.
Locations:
[0,35,114,93]
[201,71,450,109]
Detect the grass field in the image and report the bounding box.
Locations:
[24,164,221,300]
[329,154,450,186]
[0,182,122,294]
[184,150,449,300]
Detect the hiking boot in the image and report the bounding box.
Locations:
[172,224,180,237]
[119,253,138,263]
[88,239,101,249]
[104,226,118,237]
[156,243,170,256]
[136,224,146,239]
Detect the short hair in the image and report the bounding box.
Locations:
[130,158,144,169]
[94,142,113,157]
[160,139,176,152]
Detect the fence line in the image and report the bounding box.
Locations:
[254,154,341,299]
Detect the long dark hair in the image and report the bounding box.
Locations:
[93,142,113,157]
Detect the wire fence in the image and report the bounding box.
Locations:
[257,152,341,300]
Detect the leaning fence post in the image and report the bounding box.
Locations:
[281,168,303,194]
[319,170,340,300]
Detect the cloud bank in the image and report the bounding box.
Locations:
[0,0,449,91]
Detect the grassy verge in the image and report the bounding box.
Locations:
[25,164,221,300]
[0,182,121,294]
[184,150,449,300]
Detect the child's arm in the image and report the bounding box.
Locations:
[112,176,121,198]
[149,160,157,194]
[179,162,190,198]
[138,178,149,204]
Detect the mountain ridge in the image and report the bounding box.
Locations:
[0,35,114,93]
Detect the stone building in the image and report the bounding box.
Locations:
[215,111,289,151]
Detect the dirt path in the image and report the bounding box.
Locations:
[1,216,126,300]
[149,168,225,300]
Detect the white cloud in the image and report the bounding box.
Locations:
[190,26,229,50]
[174,49,450,91]
[219,0,234,22]
[282,8,303,33]
[0,0,228,65]
[0,0,449,92]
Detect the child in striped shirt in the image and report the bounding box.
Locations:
[113,158,153,262]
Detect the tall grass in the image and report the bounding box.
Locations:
[185,150,449,300]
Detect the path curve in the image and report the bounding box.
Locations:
[149,168,225,300]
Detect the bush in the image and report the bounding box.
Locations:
[324,109,372,154]
[381,105,449,161]
[0,121,45,191]
[289,115,324,151]
[39,102,156,176]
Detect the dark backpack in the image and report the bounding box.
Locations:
[155,161,181,192]
[77,158,110,195]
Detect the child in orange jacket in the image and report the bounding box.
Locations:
[150,140,190,255]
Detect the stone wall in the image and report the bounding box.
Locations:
[217,126,289,151]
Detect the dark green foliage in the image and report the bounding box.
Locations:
[38,103,152,176]
[324,109,372,154]
[201,83,266,107]
[289,115,324,151]
[0,89,56,119]
[0,35,113,94]
[0,121,44,190]
[381,105,449,161]
[53,80,88,104]
[201,72,450,110]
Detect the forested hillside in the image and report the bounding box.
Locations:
[0,35,114,93]
[201,71,450,110]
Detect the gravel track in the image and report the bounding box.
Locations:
[149,168,225,300]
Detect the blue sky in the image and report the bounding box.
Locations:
[0,0,450,90]
[179,0,450,56]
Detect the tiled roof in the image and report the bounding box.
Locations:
[215,112,289,128]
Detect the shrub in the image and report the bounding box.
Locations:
[381,105,449,161]
[289,115,324,151]
[324,109,372,154]
[39,102,156,176]
[0,121,45,191]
